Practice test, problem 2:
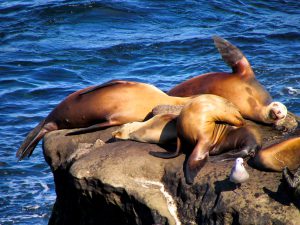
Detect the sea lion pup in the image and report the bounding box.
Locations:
[151,94,252,184]
[168,36,288,126]
[253,136,300,171]
[16,80,193,161]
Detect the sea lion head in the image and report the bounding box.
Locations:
[112,122,142,140]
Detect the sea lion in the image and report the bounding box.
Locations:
[149,94,260,184]
[113,111,261,161]
[17,80,192,161]
[168,36,288,126]
[253,136,300,171]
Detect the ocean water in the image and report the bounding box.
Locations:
[0,0,299,224]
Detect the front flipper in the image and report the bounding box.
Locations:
[185,142,209,184]
[67,121,121,135]
[150,138,182,159]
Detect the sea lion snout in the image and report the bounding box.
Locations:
[269,102,287,121]
[112,130,125,139]
[112,122,140,140]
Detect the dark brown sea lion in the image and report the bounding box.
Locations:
[253,136,300,171]
[168,36,288,126]
[150,94,260,184]
[17,80,193,161]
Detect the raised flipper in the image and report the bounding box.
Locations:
[213,36,254,77]
[150,137,182,159]
[80,80,132,96]
[67,121,121,135]
[185,142,209,184]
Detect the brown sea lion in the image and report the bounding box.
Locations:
[149,94,258,184]
[253,136,300,171]
[17,80,193,161]
[168,36,288,126]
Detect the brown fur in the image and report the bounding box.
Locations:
[177,94,246,184]
[253,137,300,171]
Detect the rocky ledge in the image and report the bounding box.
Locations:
[44,113,300,225]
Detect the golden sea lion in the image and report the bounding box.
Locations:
[149,94,252,184]
[113,111,261,162]
[17,80,192,161]
[253,136,300,171]
[112,113,178,144]
[168,36,287,126]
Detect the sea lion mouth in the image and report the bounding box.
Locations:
[270,110,279,120]
[269,102,287,121]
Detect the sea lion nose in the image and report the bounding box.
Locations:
[275,109,285,120]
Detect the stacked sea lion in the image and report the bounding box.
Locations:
[17,36,300,185]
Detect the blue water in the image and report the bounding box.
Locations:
[0,0,299,224]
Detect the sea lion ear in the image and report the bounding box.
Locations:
[185,143,209,184]
[213,36,254,78]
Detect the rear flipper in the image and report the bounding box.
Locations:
[150,138,182,159]
[149,149,182,159]
[16,121,56,161]
[67,121,121,135]
[283,167,299,188]
[185,143,209,184]
[213,36,244,68]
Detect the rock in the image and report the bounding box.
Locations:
[44,119,300,225]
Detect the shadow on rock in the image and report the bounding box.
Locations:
[262,179,292,206]
[214,177,237,193]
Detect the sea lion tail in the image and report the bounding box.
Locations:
[16,120,56,161]
[213,36,244,68]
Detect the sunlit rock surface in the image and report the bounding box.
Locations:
[44,112,300,225]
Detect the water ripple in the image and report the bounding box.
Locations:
[0,0,300,224]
